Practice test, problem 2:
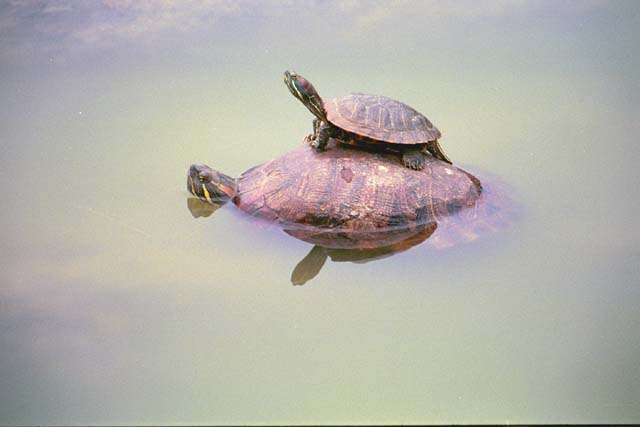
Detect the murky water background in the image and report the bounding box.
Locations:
[1,1,639,424]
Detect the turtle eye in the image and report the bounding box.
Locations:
[198,174,208,183]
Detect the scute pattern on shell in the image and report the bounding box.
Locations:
[325,94,442,145]
[233,140,480,248]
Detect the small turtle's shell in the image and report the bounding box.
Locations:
[234,140,480,248]
[325,94,441,144]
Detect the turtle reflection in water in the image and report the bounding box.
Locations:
[187,140,512,285]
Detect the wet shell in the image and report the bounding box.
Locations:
[324,94,441,144]
[233,140,481,248]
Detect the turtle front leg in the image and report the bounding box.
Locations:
[311,118,321,139]
[304,118,321,145]
[402,149,426,170]
[304,119,323,145]
[312,122,334,151]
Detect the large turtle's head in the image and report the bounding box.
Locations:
[284,70,325,120]
[187,164,237,204]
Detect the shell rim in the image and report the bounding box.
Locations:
[324,94,442,145]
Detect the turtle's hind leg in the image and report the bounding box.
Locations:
[402,149,425,170]
[426,139,452,164]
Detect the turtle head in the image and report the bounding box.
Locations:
[187,164,237,204]
[284,70,325,120]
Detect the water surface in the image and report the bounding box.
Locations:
[1,1,639,424]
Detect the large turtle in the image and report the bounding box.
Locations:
[284,70,451,170]
[187,140,512,252]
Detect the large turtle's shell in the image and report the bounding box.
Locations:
[234,140,485,249]
[324,94,441,144]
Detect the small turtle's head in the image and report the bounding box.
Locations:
[187,164,236,204]
[284,70,325,120]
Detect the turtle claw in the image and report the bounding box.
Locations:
[310,138,327,152]
[305,134,325,151]
[402,151,425,171]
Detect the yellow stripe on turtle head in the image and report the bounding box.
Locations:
[188,176,197,197]
[201,184,213,204]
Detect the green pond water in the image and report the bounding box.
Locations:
[1,1,639,424]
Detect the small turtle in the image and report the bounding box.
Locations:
[186,141,511,251]
[284,70,452,170]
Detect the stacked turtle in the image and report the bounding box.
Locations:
[187,71,512,260]
[283,70,451,170]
